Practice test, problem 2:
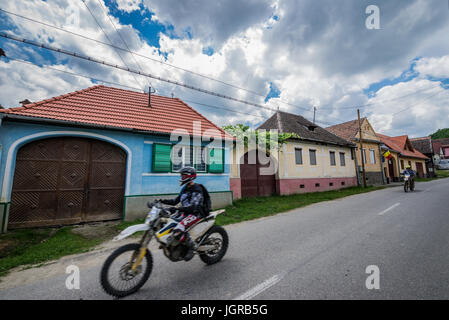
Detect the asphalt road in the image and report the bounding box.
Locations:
[1,178,449,300]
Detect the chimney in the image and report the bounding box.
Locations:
[148,86,157,107]
[20,99,32,106]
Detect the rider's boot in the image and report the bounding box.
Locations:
[183,233,196,261]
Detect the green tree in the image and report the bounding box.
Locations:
[222,124,300,152]
[430,128,449,140]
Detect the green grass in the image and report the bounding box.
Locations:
[115,218,145,232]
[436,169,449,178]
[115,186,384,230]
[0,227,102,278]
[215,186,384,226]
[0,185,385,279]
[415,169,449,182]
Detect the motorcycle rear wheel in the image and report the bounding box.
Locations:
[100,243,153,298]
[198,225,229,265]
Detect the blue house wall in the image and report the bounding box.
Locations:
[0,120,232,232]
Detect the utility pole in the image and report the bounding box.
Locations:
[358,109,367,188]
[313,106,317,124]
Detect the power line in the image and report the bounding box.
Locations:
[181,98,267,119]
[3,55,268,119]
[392,89,447,116]
[5,56,143,91]
[94,0,151,88]
[5,53,447,128]
[0,32,284,113]
[318,83,442,111]
[0,7,311,113]
[80,0,144,89]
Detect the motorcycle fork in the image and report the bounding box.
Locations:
[130,230,152,271]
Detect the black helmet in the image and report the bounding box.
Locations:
[179,166,197,186]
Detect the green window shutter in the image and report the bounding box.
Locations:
[208,148,224,173]
[152,144,172,172]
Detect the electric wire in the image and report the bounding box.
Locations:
[3,55,268,119]
[94,0,152,89]
[0,32,281,112]
[80,0,144,89]
[0,7,311,113]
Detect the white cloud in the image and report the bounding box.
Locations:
[0,0,448,138]
[115,0,142,13]
[415,55,449,79]
[0,60,94,107]
[365,79,449,137]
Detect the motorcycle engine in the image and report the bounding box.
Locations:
[163,245,188,262]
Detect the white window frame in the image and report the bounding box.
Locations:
[329,150,336,166]
[295,148,303,165]
[370,149,376,164]
[172,145,208,173]
[309,149,317,166]
[339,152,346,166]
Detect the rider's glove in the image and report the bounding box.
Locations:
[168,207,177,213]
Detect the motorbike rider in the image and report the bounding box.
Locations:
[156,166,208,261]
[403,165,416,189]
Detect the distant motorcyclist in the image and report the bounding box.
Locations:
[403,165,416,189]
[156,166,209,261]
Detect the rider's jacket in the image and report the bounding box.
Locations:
[403,168,416,177]
[160,183,204,216]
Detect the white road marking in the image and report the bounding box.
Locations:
[378,203,401,216]
[233,274,285,300]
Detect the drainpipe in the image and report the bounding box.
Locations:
[378,144,386,185]
[397,153,402,182]
[353,145,360,186]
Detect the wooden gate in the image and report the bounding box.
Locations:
[388,159,395,180]
[416,162,424,178]
[240,150,276,198]
[9,137,126,229]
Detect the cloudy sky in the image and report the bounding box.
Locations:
[0,0,448,137]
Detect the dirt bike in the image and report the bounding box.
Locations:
[100,201,228,297]
[403,173,415,192]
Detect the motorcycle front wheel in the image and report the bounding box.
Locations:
[198,225,229,265]
[404,181,409,192]
[100,243,153,298]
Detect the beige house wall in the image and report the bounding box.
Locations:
[278,141,356,179]
[382,153,428,179]
[354,141,383,173]
[353,118,383,174]
[229,140,356,180]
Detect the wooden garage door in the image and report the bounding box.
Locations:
[416,162,424,178]
[240,150,276,198]
[9,137,126,229]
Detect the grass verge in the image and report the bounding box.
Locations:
[0,185,384,279]
[415,169,449,182]
[0,226,103,279]
[215,186,384,225]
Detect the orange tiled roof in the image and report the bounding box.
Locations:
[326,118,367,142]
[0,85,232,139]
[377,133,428,160]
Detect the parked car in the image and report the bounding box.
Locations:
[436,159,449,170]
